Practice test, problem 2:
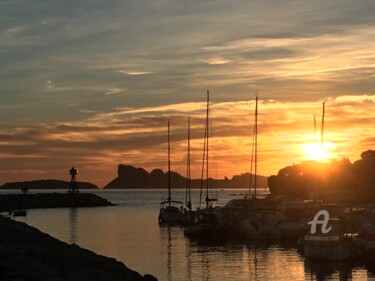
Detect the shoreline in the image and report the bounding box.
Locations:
[0,214,157,281]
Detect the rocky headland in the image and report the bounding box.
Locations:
[0,179,98,190]
[268,149,375,202]
[104,164,268,189]
[0,193,114,212]
[0,215,157,281]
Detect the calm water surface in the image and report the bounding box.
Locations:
[3,189,375,281]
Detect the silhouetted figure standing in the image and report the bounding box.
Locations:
[69,167,79,193]
[21,185,29,194]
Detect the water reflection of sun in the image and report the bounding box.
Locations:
[302,142,335,161]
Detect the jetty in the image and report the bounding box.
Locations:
[0,193,114,212]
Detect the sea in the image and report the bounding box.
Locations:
[2,188,375,281]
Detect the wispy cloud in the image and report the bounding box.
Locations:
[105,88,126,95]
[0,0,374,185]
[118,71,154,76]
[202,57,231,65]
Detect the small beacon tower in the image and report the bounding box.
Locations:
[69,167,79,193]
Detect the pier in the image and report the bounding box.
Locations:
[0,193,114,212]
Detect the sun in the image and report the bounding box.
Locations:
[302,142,335,161]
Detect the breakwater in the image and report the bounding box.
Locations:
[0,193,114,212]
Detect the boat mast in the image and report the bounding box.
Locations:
[321,101,325,144]
[205,90,210,208]
[318,101,326,201]
[167,120,171,205]
[199,114,207,209]
[199,90,211,209]
[186,117,192,210]
[254,95,258,198]
[248,100,256,197]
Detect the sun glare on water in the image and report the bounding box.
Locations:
[302,142,335,161]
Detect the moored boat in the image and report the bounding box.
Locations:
[302,218,367,261]
[184,91,221,238]
[183,211,224,239]
[216,196,284,239]
[279,201,335,240]
[159,201,184,224]
[181,117,196,225]
[158,121,183,224]
[217,95,285,240]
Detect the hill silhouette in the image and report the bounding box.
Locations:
[268,149,375,202]
[0,179,98,190]
[103,164,268,189]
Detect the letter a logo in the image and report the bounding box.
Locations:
[307,210,332,234]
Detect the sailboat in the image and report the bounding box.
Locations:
[158,121,184,224]
[300,101,368,260]
[186,116,192,212]
[239,95,284,239]
[181,117,196,225]
[184,91,222,238]
[216,95,283,239]
[199,90,218,212]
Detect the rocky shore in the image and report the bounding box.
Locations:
[0,215,157,280]
[0,193,114,212]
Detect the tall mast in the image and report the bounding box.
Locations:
[199,90,215,209]
[254,95,258,198]
[167,120,171,204]
[205,90,210,208]
[199,114,207,209]
[248,96,257,197]
[321,101,325,144]
[186,117,192,210]
[248,125,255,197]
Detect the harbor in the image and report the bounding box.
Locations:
[1,0,375,280]
[6,188,375,281]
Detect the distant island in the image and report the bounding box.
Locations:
[0,179,98,190]
[103,164,268,189]
[268,149,375,202]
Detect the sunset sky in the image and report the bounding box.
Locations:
[1,0,374,187]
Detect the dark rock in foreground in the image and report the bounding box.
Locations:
[0,215,157,281]
[0,193,114,212]
[0,179,99,190]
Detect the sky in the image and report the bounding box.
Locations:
[0,0,374,187]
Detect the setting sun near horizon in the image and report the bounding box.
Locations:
[301,142,336,162]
